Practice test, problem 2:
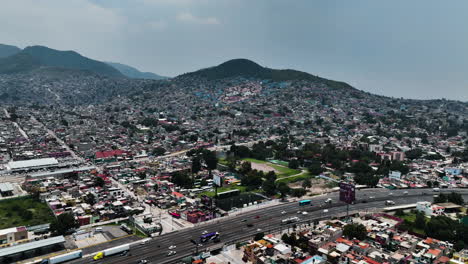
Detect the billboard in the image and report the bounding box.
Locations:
[339,182,355,204]
[213,174,223,187]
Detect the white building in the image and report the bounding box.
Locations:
[416,201,444,216]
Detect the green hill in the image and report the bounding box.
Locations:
[179,58,354,90]
[0,53,40,74]
[20,46,123,77]
[0,44,21,58]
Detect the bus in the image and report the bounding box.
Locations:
[299,199,311,206]
[200,232,219,243]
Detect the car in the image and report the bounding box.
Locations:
[325,198,332,203]
[140,240,148,245]
[247,223,254,227]
[281,211,287,215]
[254,215,260,219]
[389,192,394,196]
[167,251,177,256]
[168,245,176,250]
[120,250,129,256]
[385,200,395,205]
[302,211,308,215]
[202,230,208,235]
[404,191,408,195]
[137,260,148,264]
[297,211,302,214]
[256,228,262,232]
[241,219,247,222]
[369,196,375,199]
[323,209,329,213]
[361,200,367,203]
[95,227,103,232]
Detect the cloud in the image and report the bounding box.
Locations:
[0,0,126,59]
[148,20,167,31]
[176,12,220,25]
[141,0,194,5]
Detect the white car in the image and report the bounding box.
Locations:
[323,209,329,213]
[297,211,302,214]
[167,251,177,256]
[302,211,308,215]
[202,230,208,235]
[281,211,287,215]
[168,245,176,250]
[325,198,332,203]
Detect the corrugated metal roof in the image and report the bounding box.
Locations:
[0,183,13,192]
[0,236,65,257]
[8,158,58,170]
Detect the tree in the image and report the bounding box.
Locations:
[291,188,306,198]
[454,240,465,251]
[50,213,79,235]
[95,177,105,187]
[414,212,426,229]
[434,193,447,203]
[448,192,464,205]
[239,161,252,175]
[343,223,367,240]
[226,156,239,171]
[395,209,405,217]
[152,147,166,156]
[254,232,265,241]
[262,180,277,196]
[191,156,202,184]
[277,182,290,198]
[426,181,433,188]
[281,233,290,244]
[203,150,218,177]
[288,159,299,169]
[172,171,193,188]
[302,178,312,189]
[84,193,96,205]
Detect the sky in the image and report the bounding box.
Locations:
[1,0,467,101]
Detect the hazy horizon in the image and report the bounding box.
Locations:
[1,0,468,101]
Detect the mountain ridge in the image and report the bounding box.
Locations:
[0,44,21,58]
[106,62,168,80]
[178,58,355,90]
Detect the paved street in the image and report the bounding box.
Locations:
[70,188,468,264]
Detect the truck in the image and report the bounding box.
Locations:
[281,217,300,225]
[93,244,130,260]
[40,250,83,264]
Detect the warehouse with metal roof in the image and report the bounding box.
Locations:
[0,182,14,196]
[7,158,59,171]
[0,236,65,262]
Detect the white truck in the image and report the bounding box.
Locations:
[281,217,300,225]
[93,244,130,260]
[41,250,83,264]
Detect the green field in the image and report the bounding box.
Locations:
[398,212,428,235]
[276,172,313,184]
[242,158,301,178]
[0,196,54,229]
[200,185,247,197]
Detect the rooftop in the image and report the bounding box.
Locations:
[0,236,65,257]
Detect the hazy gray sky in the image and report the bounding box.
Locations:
[1,0,467,101]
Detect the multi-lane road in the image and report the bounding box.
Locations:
[69,188,468,264]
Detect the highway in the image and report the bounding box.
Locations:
[71,188,468,264]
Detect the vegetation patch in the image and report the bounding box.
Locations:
[0,196,54,229]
